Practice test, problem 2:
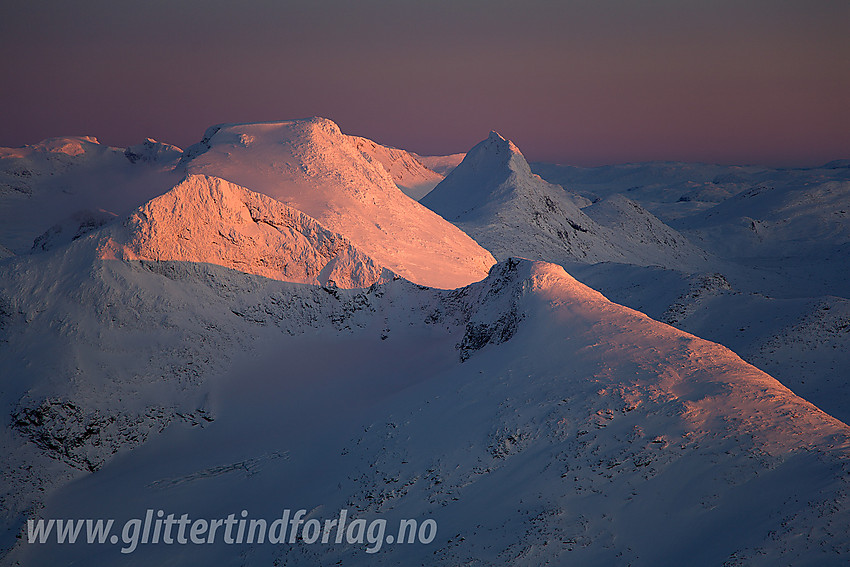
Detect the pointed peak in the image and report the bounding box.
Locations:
[420,132,538,219]
[458,130,530,179]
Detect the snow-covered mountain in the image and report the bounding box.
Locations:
[180,117,495,289]
[0,170,401,552]
[1,120,849,567]
[421,131,711,271]
[4,249,850,565]
[106,174,394,289]
[529,160,850,412]
[0,119,494,290]
[423,140,848,425]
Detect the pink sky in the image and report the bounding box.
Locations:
[1,0,848,166]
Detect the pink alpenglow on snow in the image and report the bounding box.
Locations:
[181,117,496,289]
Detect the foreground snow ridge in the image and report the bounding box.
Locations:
[4,253,850,565]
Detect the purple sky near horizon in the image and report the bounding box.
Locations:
[1,0,848,167]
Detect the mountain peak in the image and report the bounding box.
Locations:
[466,130,528,174]
[99,174,394,289]
[420,132,536,220]
[178,119,496,288]
[181,117,346,164]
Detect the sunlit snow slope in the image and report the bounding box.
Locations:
[180,117,495,288]
[347,135,444,200]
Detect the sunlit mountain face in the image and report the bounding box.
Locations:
[1,118,849,566]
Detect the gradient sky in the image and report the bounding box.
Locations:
[1,0,848,166]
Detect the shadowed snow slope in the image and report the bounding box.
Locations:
[100,174,394,289]
[180,117,495,289]
[421,132,710,271]
[3,253,850,565]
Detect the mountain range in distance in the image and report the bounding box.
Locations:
[1,117,848,566]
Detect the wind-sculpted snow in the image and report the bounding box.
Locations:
[180,117,495,289]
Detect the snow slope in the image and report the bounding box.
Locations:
[0,171,400,552]
[347,135,444,200]
[413,152,465,177]
[675,179,850,299]
[180,117,495,289]
[472,156,849,425]
[421,131,711,271]
[569,262,850,424]
[5,258,850,566]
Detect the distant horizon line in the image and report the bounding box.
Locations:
[1,129,847,172]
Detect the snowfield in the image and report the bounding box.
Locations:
[0,118,848,566]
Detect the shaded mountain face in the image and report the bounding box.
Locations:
[179,117,495,289]
[421,131,711,271]
[4,251,850,566]
[682,179,850,261]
